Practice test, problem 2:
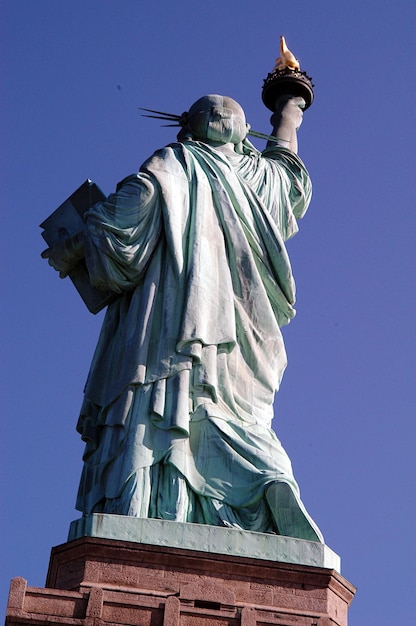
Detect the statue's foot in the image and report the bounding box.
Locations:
[265,481,324,543]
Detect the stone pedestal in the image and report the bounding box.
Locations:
[5,517,356,625]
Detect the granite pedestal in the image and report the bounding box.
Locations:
[6,515,356,625]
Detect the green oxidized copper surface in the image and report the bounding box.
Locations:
[69,515,340,571]
[43,94,324,544]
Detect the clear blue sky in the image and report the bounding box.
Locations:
[2,1,415,623]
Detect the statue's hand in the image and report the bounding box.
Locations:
[41,231,84,279]
[272,95,305,130]
[268,95,306,154]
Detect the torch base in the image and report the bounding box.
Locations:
[262,67,314,111]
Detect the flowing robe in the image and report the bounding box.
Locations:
[76,140,323,541]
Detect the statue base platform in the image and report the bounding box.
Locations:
[6,516,356,626]
[69,514,341,571]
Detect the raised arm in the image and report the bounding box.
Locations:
[268,95,306,154]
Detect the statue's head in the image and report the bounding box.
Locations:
[183,95,248,145]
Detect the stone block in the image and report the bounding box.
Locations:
[6,528,356,626]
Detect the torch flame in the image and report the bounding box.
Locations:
[273,35,300,71]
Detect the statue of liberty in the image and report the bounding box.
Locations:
[43,91,323,543]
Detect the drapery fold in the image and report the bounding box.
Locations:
[75,140,322,541]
